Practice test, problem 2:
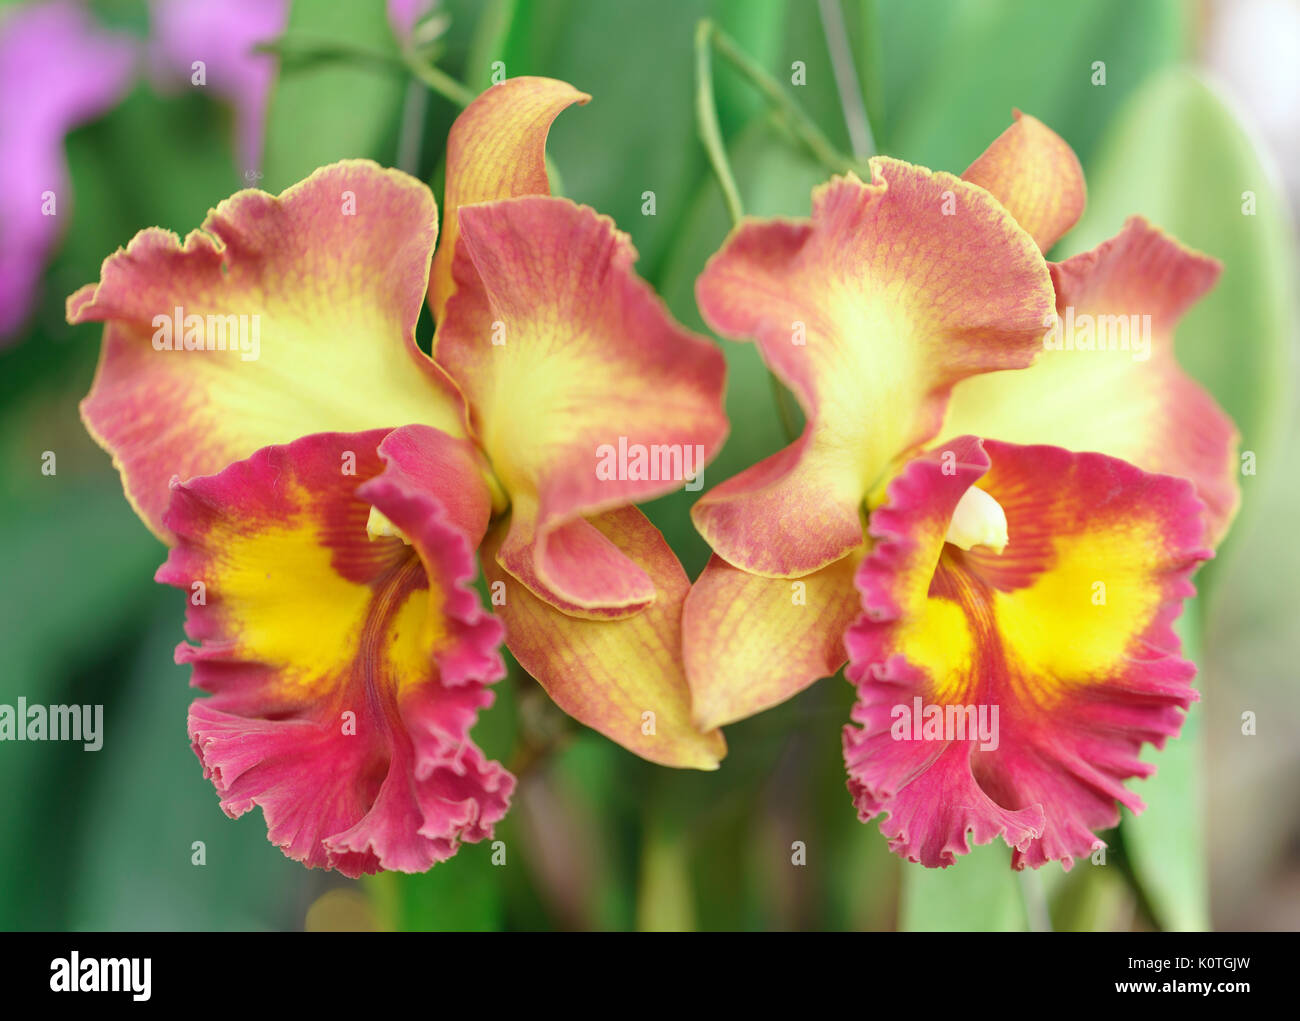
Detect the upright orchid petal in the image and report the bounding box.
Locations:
[0,1,134,339]
[149,0,288,172]
[428,76,590,321]
[682,551,862,729]
[70,160,466,538]
[940,217,1239,543]
[961,110,1086,253]
[693,160,1055,577]
[158,428,510,876]
[481,508,725,769]
[843,437,1210,869]
[437,195,727,615]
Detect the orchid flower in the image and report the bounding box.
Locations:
[68,77,727,875]
[683,112,1237,868]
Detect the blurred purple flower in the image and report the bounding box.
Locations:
[0,1,134,340]
[387,0,437,44]
[149,0,288,175]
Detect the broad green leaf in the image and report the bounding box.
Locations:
[1048,857,1134,931]
[1120,610,1209,931]
[262,0,407,191]
[367,845,505,932]
[495,0,806,280]
[65,603,310,930]
[462,0,519,93]
[500,0,715,278]
[901,840,1028,931]
[0,478,159,929]
[0,75,240,921]
[1198,404,1300,920]
[62,85,238,257]
[636,818,697,931]
[876,0,1186,169]
[0,364,164,928]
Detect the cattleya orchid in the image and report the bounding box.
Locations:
[683,112,1238,868]
[69,77,728,875]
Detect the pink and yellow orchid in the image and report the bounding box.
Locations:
[682,112,1237,868]
[69,77,727,876]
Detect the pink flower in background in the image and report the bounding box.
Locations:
[386,0,440,45]
[0,1,134,340]
[148,0,288,174]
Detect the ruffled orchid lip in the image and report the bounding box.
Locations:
[155,427,511,876]
[844,436,1211,869]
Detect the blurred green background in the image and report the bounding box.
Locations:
[1,0,1296,931]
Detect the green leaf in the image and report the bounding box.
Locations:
[636,818,698,931]
[900,841,1028,931]
[262,0,408,191]
[876,0,1186,169]
[64,602,311,930]
[1119,609,1209,931]
[366,845,506,932]
[0,480,159,929]
[499,0,715,278]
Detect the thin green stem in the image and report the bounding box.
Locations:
[817,0,875,158]
[257,35,403,72]
[694,19,744,226]
[402,55,477,107]
[257,33,476,109]
[706,21,867,176]
[395,77,430,174]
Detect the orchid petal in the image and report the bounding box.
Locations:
[682,552,861,729]
[940,217,1239,543]
[437,195,727,614]
[481,507,726,769]
[429,76,589,321]
[961,110,1086,253]
[693,160,1055,577]
[70,160,466,538]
